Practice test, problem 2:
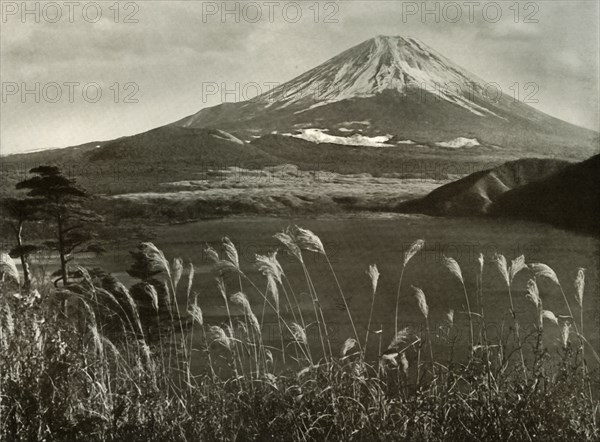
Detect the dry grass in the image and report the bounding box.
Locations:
[0,230,598,441]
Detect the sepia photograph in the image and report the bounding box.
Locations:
[0,1,599,440]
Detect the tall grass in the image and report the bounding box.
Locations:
[1,230,598,441]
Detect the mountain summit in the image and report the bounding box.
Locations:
[250,35,496,117]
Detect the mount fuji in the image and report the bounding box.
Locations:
[4,35,597,196]
[175,35,597,158]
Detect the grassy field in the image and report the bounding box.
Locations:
[2,214,599,440]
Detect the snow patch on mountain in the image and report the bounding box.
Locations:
[340,121,371,126]
[290,128,393,147]
[435,137,480,148]
[212,130,244,145]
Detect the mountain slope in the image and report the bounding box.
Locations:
[1,127,284,195]
[490,155,600,235]
[175,36,598,159]
[393,154,599,235]
[393,158,570,216]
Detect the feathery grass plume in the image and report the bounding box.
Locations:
[381,352,398,366]
[366,264,380,295]
[294,224,360,354]
[230,291,252,314]
[271,252,284,281]
[223,322,234,338]
[88,323,104,357]
[492,253,510,286]
[186,262,195,297]
[290,322,307,345]
[144,283,159,311]
[404,239,425,267]
[573,268,585,351]
[529,263,560,286]
[209,325,231,350]
[236,320,248,338]
[413,286,429,318]
[274,229,303,263]
[162,280,171,309]
[525,278,544,328]
[74,264,94,289]
[444,255,474,357]
[494,253,526,376]
[265,350,274,366]
[256,252,281,311]
[216,277,227,302]
[510,255,526,283]
[140,242,171,276]
[388,327,410,350]
[204,244,220,263]
[256,251,283,284]
[214,260,241,277]
[341,338,358,357]
[574,268,585,307]
[79,299,101,349]
[0,252,19,284]
[140,341,153,366]
[266,275,279,313]
[561,322,571,348]
[400,353,409,375]
[172,258,183,291]
[222,237,240,269]
[188,295,203,325]
[478,253,484,273]
[365,263,380,351]
[292,225,325,254]
[446,309,454,326]
[113,281,144,337]
[230,292,260,334]
[414,285,434,373]
[443,256,463,283]
[525,279,541,309]
[542,310,559,326]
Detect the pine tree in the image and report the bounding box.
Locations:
[16,166,104,286]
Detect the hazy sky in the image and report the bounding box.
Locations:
[1,0,598,154]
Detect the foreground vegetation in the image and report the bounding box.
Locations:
[1,225,599,441]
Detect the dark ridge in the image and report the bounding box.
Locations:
[394,158,570,216]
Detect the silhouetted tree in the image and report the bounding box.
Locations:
[16,166,104,286]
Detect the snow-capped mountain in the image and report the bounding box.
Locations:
[176,36,597,158]
[246,36,498,117]
[9,35,595,180]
